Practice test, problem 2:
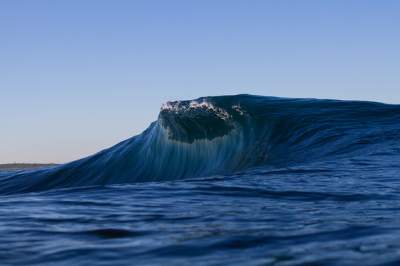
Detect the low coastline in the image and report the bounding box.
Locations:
[0,163,57,171]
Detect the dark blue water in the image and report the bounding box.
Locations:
[1,95,400,265]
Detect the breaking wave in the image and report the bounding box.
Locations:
[1,94,400,194]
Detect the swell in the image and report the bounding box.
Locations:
[1,94,399,194]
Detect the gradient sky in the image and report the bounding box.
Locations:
[1,0,399,163]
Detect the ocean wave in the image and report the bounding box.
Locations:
[1,94,400,194]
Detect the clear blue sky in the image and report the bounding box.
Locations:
[1,0,399,163]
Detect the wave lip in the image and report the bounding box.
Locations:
[159,99,241,143]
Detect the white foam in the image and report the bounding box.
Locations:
[232,104,245,115]
[161,100,231,120]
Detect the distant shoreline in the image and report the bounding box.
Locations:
[0,163,58,171]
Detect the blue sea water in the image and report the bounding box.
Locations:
[1,95,400,265]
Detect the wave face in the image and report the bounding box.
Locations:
[1,94,400,194]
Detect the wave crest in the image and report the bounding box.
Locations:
[159,99,247,143]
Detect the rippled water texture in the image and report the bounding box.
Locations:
[1,95,400,265]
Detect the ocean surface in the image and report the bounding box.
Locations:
[1,94,400,265]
